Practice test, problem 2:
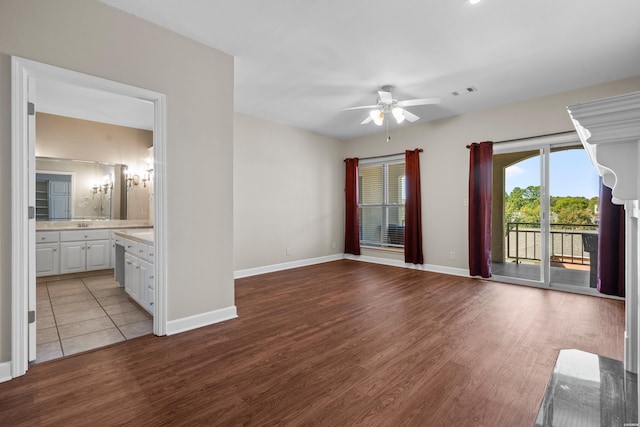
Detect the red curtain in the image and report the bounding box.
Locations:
[597,181,625,297]
[344,158,361,255]
[404,149,423,264]
[468,141,493,278]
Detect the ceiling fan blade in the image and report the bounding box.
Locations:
[401,109,420,122]
[341,104,379,111]
[360,116,373,125]
[397,97,441,107]
[378,90,393,104]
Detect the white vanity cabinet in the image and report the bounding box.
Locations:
[59,230,111,274]
[124,252,141,302]
[35,231,60,277]
[123,237,155,315]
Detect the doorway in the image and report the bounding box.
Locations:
[490,133,603,295]
[11,57,167,378]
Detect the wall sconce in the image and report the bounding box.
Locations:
[92,178,113,194]
[126,172,140,187]
[142,168,154,187]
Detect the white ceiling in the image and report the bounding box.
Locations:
[85,1,640,139]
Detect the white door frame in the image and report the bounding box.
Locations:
[491,132,608,295]
[11,56,168,378]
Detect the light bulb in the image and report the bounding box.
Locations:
[370,109,384,126]
[392,107,405,124]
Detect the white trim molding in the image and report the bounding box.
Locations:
[11,56,168,380]
[235,253,470,280]
[11,56,32,378]
[568,91,640,381]
[166,306,238,335]
[0,362,12,383]
[343,254,470,277]
[234,254,344,279]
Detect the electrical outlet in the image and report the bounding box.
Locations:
[449,251,456,260]
[463,198,468,207]
[332,241,337,249]
[286,247,292,256]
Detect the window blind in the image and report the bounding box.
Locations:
[358,157,406,248]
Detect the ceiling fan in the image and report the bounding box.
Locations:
[342,85,440,126]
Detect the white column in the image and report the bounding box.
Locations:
[625,201,638,373]
[568,91,640,378]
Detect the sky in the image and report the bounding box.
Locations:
[505,149,600,198]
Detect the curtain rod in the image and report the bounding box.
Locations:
[465,131,575,149]
[344,148,423,162]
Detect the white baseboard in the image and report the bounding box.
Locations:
[344,254,470,277]
[166,305,237,335]
[234,254,344,279]
[0,361,12,383]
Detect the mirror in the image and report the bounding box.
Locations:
[36,156,128,221]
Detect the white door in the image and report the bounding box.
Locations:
[35,243,59,276]
[86,239,110,270]
[27,77,37,362]
[60,241,86,274]
[139,260,149,311]
[124,253,140,301]
[48,181,70,220]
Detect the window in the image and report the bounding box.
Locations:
[358,155,405,248]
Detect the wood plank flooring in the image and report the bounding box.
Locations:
[0,260,625,426]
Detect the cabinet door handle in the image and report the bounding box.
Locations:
[136,266,140,270]
[84,235,88,238]
[150,302,154,306]
[53,249,57,252]
[127,245,132,248]
[126,261,132,265]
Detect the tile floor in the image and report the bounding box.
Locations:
[36,273,153,363]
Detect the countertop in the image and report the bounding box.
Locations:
[114,229,154,245]
[36,219,152,231]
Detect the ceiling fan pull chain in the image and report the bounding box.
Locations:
[386,119,391,142]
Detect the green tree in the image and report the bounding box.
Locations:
[505,185,540,224]
[505,186,598,227]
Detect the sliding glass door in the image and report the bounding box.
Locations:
[548,147,600,288]
[490,135,601,294]
[492,149,542,283]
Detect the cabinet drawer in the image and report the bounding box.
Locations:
[36,231,60,243]
[125,239,153,262]
[60,229,111,242]
[124,238,139,254]
[134,243,149,260]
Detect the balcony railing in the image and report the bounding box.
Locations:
[506,222,598,266]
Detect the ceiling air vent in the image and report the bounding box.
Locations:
[451,86,478,96]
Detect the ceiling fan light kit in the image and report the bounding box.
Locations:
[343,85,440,127]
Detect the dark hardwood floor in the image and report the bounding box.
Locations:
[0,260,625,426]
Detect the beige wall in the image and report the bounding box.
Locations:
[233,113,344,271]
[36,112,153,168]
[0,0,234,362]
[36,113,153,220]
[345,75,640,269]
